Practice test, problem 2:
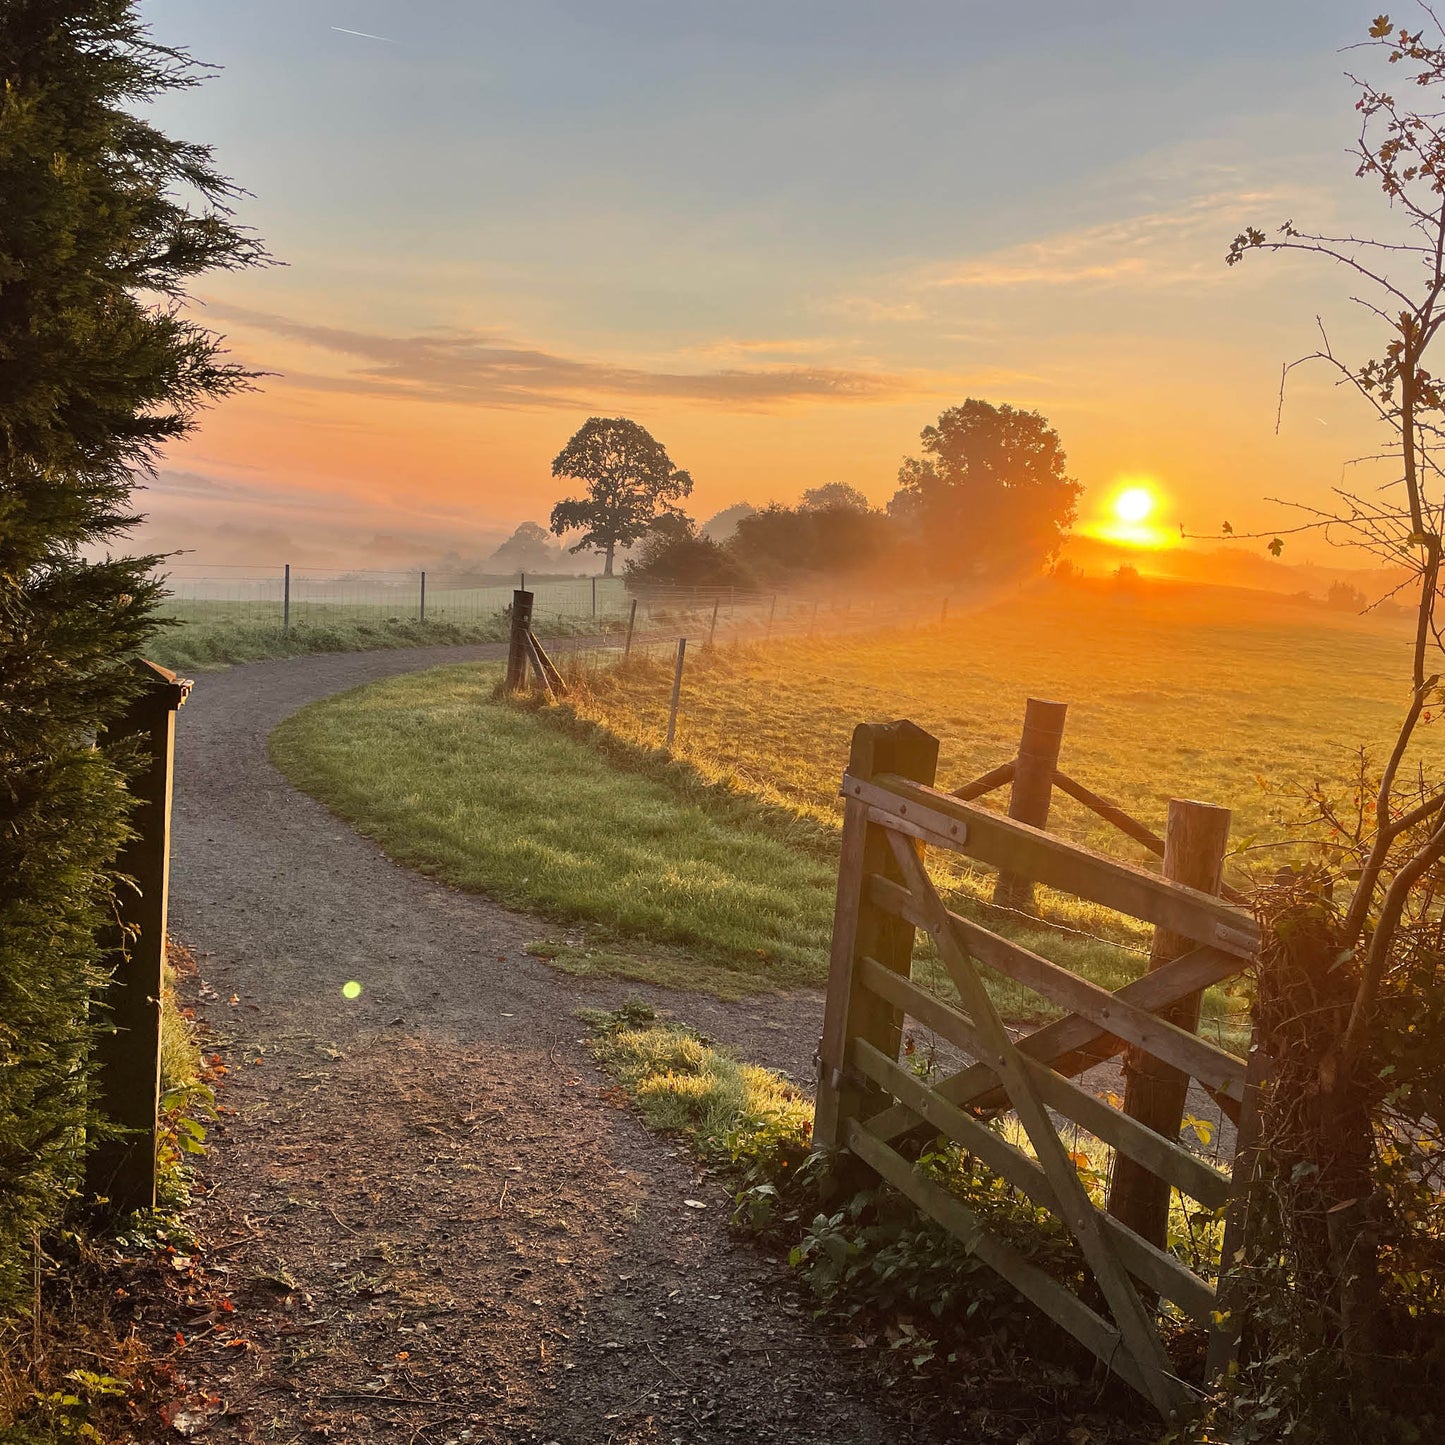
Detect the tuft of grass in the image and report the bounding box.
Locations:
[583,1001,813,1157]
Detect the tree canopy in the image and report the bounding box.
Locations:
[800,482,870,513]
[890,400,1081,577]
[0,0,263,1311]
[488,520,563,573]
[549,417,693,576]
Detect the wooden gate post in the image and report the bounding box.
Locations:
[505,589,534,693]
[815,721,940,1152]
[87,659,190,1214]
[992,698,1068,913]
[1107,798,1232,1253]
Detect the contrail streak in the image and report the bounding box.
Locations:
[331,26,398,43]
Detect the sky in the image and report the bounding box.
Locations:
[135,0,1407,570]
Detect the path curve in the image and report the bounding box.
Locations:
[165,647,956,1444]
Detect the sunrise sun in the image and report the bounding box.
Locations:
[1114,486,1155,524]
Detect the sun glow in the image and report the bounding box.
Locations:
[1079,476,1175,551]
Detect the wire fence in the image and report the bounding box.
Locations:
[155,563,792,634]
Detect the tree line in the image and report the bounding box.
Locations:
[527,402,1083,591]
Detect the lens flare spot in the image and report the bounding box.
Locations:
[342,980,363,1000]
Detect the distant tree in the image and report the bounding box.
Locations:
[800,481,870,513]
[488,520,563,573]
[624,514,752,590]
[549,417,693,577]
[728,500,890,583]
[0,0,264,1313]
[890,400,1082,577]
[699,500,756,543]
[1326,579,1368,613]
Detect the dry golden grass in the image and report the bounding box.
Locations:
[566,581,1437,883]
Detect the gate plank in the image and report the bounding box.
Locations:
[843,1120,1156,1404]
[884,833,1190,1417]
[848,774,1259,956]
[851,1039,1218,1320]
[867,939,1248,1143]
[857,957,1232,1209]
[867,873,1247,1101]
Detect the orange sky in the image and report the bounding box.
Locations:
[136,1,1396,572]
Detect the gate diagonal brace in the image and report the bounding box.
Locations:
[882,830,1193,1419]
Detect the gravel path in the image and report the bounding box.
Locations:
[161,646,969,1445]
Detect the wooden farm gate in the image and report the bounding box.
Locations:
[814,718,1264,1418]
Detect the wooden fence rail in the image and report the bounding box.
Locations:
[814,718,1264,1417]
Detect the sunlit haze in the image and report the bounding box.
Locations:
[135,1,1394,570]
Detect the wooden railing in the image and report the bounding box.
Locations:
[813,719,1264,1418]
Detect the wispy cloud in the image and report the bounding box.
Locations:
[923,189,1298,292]
[204,304,934,411]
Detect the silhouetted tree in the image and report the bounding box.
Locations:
[1326,579,1368,612]
[488,520,563,572]
[699,500,756,542]
[549,417,693,576]
[728,499,890,583]
[800,481,870,513]
[624,513,751,590]
[0,0,264,1313]
[890,400,1081,578]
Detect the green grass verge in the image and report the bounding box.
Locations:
[270,663,840,994]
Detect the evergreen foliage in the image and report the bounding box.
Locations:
[0,0,262,1315]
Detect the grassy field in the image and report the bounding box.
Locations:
[562,582,1432,866]
[271,580,1437,1038]
[145,613,516,672]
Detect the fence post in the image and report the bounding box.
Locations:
[940,596,949,626]
[623,598,637,660]
[992,698,1068,913]
[707,598,719,648]
[767,594,777,639]
[419,570,427,623]
[87,659,190,1215]
[665,637,687,748]
[591,575,597,618]
[283,562,291,633]
[1107,798,1232,1256]
[506,589,534,693]
[815,721,940,1154]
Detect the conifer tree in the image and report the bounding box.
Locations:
[0,1,263,1313]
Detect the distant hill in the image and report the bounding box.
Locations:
[1061,534,1412,604]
